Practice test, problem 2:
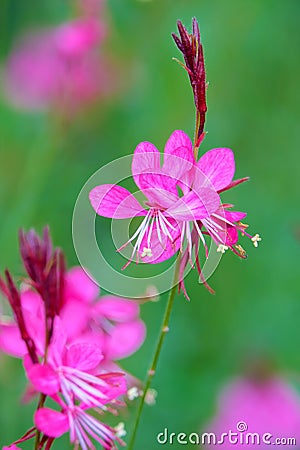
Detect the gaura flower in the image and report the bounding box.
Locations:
[203,376,300,449]
[89,130,220,266]
[0,267,146,364]
[35,403,124,450]
[25,317,126,408]
[2,12,110,114]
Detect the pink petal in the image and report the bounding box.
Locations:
[166,189,220,221]
[225,210,247,222]
[3,445,21,449]
[106,320,146,360]
[138,218,181,264]
[64,267,99,304]
[89,184,145,218]
[47,317,67,365]
[95,297,139,322]
[97,372,127,401]
[21,290,43,316]
[198,147,235,191]
[0,322,27,357]
[65,343,103,371]
[26,364,59,395]
[60,299,90,339]
[35,408,69,438]
[132,141,161,190]
[138,173,178,209]
[163,130,194,180]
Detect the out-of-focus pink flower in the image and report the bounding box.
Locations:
[204,377,300,449]
[3,446,21,450]
[0,267,146,363]
[3,13,110,114]
[89,130,220,265]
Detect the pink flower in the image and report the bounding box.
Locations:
[204,377,300,449]
[3,15,108,113]
[3,446,21,450]
[89,130,220,265]
[35,404,123,450]
[0,267,146,363]
[26,317,126,408]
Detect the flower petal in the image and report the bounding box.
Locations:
[64,267,99,304]
[35,408,69,438]
[89,184,145,219]
[166,189,220,221]
[138,173,178,209]
[163,130,194,181]
[65,343,103,371]
[60,299,90,340]
[198,147,235,191]
[27,364,60,395]
[0,322,27,357]
[95,297,139,322]
[132,141,161,190]
[106,320,146,360]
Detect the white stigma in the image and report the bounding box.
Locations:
[141,247,153,258]
[217,244,229,253]
[114,422,127,438]
[251,233,261,248]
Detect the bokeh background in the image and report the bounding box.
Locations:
[0,0,300,448]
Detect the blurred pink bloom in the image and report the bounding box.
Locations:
[3,14,111,113]
[0,267,146,363]
[3,446,21,450]
[89,130,220,265]
[204,377,300,449]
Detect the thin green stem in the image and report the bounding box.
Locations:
[128,255,181,449]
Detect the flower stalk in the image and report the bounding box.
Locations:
[128,254,181,449]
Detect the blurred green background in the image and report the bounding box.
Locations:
[0,0,300,448]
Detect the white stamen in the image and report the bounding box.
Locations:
[127,386,140,400]
[145,388,158,406]
[114,422,127,438]
[251,233,261,247]
[141,247,153,258]
[217,244,228,253]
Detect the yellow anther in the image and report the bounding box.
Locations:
[235,244,247,257]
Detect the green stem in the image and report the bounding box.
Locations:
[128,255,181,449]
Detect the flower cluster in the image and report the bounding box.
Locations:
[0,228,146,449]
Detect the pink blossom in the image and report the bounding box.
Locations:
[204,377,300,449]
[26,317,126,407]
[3,446,21,450]
[89,130,220,265]
[3,15,108,113]
[0,267,146,363]
[35,404,123,450]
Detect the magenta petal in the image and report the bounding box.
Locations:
[163,130,194,180]
[225,210,247,222]
[106,320,146,360]
[0,322,27,357]
[21,290,43,316]
[198,147,235,191]
[95,296,139,322]
[35,408,69,438]
[65,343,103,371]
[166,189,220,221]
[139,174,178,208]
[138,217,181,264]
[89,184,145,218]
[27,364,59,395]
[132,141,161,190]
[60,299,90,339]
[64,266,99,304]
